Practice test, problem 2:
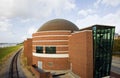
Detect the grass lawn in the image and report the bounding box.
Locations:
[0,45,22,60]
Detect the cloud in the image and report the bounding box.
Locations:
[21,35,28,41]
[76,10,120,34]
[94,0,101,8]
[21,26,37,41]
[78,9,95,16]
[0,20,12,32]
[94,0,120,7]
[0,0,14,19]
[102,0,120,7]
[0,31,21,43]
[0,0,76,19]
[20,19,31,23]
[27,26,37,35]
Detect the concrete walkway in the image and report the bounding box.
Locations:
[111,56,120,74]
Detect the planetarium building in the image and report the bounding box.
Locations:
[32,19,79,70]
[24,19,115,78]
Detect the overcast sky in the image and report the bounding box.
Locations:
[0,0,120,43]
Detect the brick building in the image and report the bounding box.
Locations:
[24,19,115,78]
[24,38,32,66]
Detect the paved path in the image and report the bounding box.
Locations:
[17,49,26,78]
[110,71,120,78]
[110,56,120,78]
[111,66,120,74]
[112,56,120,68]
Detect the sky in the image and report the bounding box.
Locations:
[0,0,120,43]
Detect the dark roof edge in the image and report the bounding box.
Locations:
[79,24,115,31]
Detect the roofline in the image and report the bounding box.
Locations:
[79,24,115,31]
[34,30,71,34]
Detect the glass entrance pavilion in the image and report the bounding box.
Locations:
[80,25,115,78]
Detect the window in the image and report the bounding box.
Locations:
[36,46,43,53]
[45,46,56,54]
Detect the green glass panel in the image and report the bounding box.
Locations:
[93,26,115,78]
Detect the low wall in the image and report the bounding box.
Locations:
[31,65,52,78]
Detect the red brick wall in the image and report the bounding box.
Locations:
[32,41,68,45]
[32,31,70,54]
[33,36,69,41]
[24,40,27,57]
[32,56,39,66]
[32,31,71,36]
[69,31,93,78]
[32,31,71,70]
[32,56,70,70]
[24,38,32,66]
[31,66,52,78]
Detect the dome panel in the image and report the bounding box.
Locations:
[37,19,79,32]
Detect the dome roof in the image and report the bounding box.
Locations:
[37,19,79,32]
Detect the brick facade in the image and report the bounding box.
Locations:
[24,38,32,66]
[32,31,70,70]
[69,30,93,78]
[24,30,94,78]
[33,56,70,70]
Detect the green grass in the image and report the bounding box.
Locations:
[0,45,22,60]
